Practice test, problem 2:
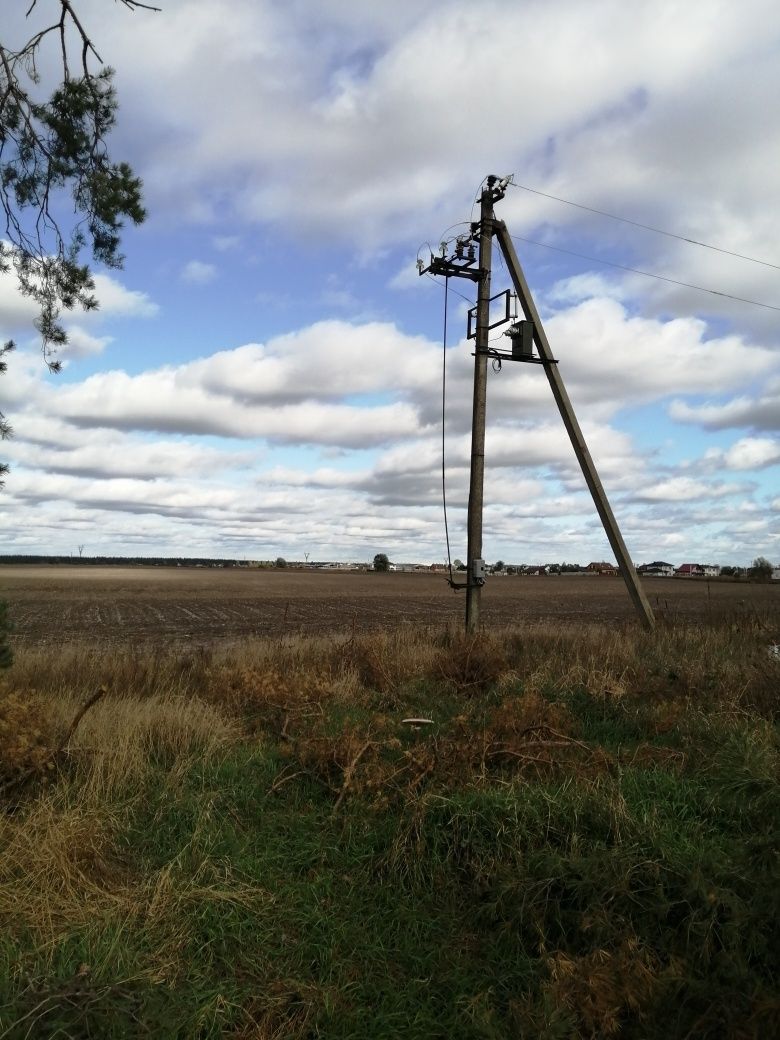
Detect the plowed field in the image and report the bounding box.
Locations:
[3,566,779,646]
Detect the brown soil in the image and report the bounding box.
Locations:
[2,566,778,646]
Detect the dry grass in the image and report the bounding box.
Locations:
[512,936,678,1037]
[9,612,778,709]
[4,614,777,810]
[0,615,777,1037]
[0,687,57,787]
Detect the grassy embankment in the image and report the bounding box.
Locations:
[1,616,779,1038]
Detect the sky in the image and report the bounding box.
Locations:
[1,0,779,566]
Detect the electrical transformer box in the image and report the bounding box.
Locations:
[509,320,534,359]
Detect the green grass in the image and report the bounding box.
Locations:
[1,619,778,1037]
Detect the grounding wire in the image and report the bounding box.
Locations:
[509,233,780,313]
[507,181,780,271]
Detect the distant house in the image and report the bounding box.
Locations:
[702,564,721,577]
[676,563,704,577]
[587,561,618,575]
[637,561,675,577]
[772,568,780,581]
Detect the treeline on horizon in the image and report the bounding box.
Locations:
[0,555,250,568]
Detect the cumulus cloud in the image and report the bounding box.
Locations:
[669,378,780,431]
[0,267,158,344]
[704,437,780,471]
[4,301,776,559]
[633,477,750,502]
[3,0,780,563]
[17,0,763,259]
[59,325,112,359]
[4,1,780,332]
[50,369,424,446]
[90,274,159,318]
[4,433,251,482]
[0,268,40,333]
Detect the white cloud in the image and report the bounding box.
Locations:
[633,477,749,502]
[4,431,251,482]
[3,0,780,564]
[74,0,775,259]
[669,378,780,431]
[0,266,157,343]
[60,325,112,359]
[212,235,240,251]
[704,437,780,471]
[90,274,159,318]
[47,368,425,447]
[0,268,39,333]
[180,260,218,285]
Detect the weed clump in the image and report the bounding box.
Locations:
[433,632,512,694]
[0,686,56,789]
[208,665,335,735]
[512,937,677,1037]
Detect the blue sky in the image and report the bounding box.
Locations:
[1,0,779,566]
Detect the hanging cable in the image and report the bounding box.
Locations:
[509,234,780,313]
[441,275,457,588]
[424,271,473,305]
[507,181,780,270]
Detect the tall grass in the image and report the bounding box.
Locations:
[0,616,778,1038]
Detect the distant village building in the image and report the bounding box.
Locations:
[676,563,704,577]
[587,561,618,575]
[637,561,675,577]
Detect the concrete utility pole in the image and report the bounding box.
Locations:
[418,175,655,632]
[465,180,497,632]
[494,223,655,628]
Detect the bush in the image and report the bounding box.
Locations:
[749,556,773,581]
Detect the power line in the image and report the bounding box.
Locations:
[507,181,780,271]
[509,233,780,313]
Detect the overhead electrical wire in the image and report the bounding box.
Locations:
[428,181,776,584]
[507,181,780,271]
[509,233,780,313]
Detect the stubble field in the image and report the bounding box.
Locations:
[3,565,779,645]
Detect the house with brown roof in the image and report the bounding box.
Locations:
[587,561,618,575]
[676,563,704,577]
